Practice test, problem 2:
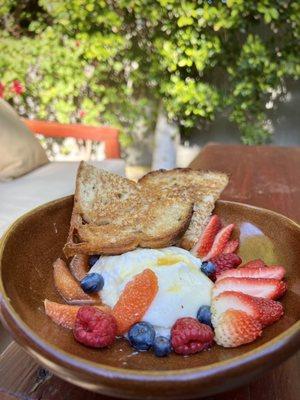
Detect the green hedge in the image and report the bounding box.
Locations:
[0,0,299,144]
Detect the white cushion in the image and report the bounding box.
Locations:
[0,160,125,235]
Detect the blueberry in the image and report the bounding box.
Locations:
[80,273,104,293]
[88,255,100,268]
[128,322,155,351]
[197,305,212,327]
[153,336,172,357]
[201,261,216,277]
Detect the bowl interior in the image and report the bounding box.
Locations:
[1,196,300,372]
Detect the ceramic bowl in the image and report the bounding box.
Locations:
[0,196,299,399]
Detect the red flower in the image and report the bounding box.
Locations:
[11,80,25,95]
[78,110,86,118]
[0,83,5,98]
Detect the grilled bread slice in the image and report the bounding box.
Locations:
[139,168,229,250]
[63,162,193,257]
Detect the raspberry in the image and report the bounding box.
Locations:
[171,317,214,355]
[211,253,242,280]
[74,306,117,348]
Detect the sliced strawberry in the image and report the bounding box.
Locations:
[211,291,261,327]
[191,215,221,257]
[269,264,286,270]
[69,254,89,281]
[222,239,239,254]
[212,277,287,300]
[202,224,235,261]
[240,259,266,269]
[53,258,99,304]
[44,299,111,329]
[112,269,158,335]
[211,291,284,328]
[217,266,286,281]
[251,296,284,327]
[214,309,262,348]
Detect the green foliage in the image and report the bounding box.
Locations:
[0,0,299,145]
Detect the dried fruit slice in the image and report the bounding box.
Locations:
[191,215,221,258]
[69,254,89,281]
[202,224,235,261]
[212,277,287,300]
[112,269,158,335]
[222,239,239,254]
[44,299,111,329]
[53,258,99,304]
[214,309,262,348]
[217,266,286,281]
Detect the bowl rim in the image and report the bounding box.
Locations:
[0,196,300,383]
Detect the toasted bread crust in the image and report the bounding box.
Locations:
[140,201,193,248]
[139,168,229,250]
[64,163,227,256]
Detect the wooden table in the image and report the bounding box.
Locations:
[1,143,299,399]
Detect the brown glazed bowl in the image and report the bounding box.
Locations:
[0,196,299,399]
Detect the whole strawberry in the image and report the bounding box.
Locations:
[211,253,242,280]
[74,306,117,348]
[171,317,214,355]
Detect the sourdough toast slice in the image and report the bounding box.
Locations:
[74,161,140,226]
[64,162,193,257]
[139,199,193,248]
[139,168,228,250]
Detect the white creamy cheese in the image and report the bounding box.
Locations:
[90,247,213,336]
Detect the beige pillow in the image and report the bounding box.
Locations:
[0,100,49,181]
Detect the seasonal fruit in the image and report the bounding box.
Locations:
[53,258,98,304]
[69,254,89,281]
[192,215,221,257]
[251,296,284,327]
[212,277,287,300]
[73,306,117,348]
[128,321,156,351]
[213,309,262,348]
[217,265,286,281]
[44,299,111,329]
[80,273,104,293]
[202,224,235,261]
[200,261,216,278]
[112,269,158,334]
[240,259,266,269]
[222,239,239,254]
[211,291,260,327]
[211,253,242,280]
[211,291,283,328]
[153,336,172,357]
[171,317,214,355]
[196,305,212,327]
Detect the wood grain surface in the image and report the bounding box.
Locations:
[190,143,300,222]
[0,143,299,399]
